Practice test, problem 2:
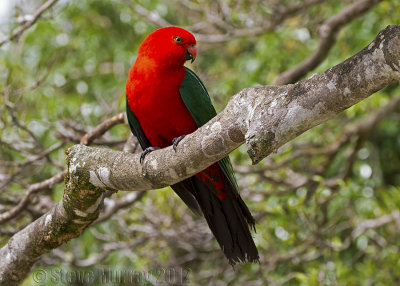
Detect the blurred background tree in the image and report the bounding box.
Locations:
[0,0,399,285]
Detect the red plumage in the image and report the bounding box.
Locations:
[126,28,197,147]
[126,27,259,265]
[126,27,226,199]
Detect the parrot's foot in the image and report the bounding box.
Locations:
[172,135,186,152]
[140,146,161,164]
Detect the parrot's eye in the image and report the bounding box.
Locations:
[174,36,183,44]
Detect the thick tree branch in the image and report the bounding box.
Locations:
[0,184,104,285]
[234,94,400,190]
[0,112,127,226]
[0,25,399,286]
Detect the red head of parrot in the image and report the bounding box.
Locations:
[137,26,197,67]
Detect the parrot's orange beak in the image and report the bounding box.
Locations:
[185,45,197,63]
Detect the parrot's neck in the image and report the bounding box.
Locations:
[138,55,185,72]
[127,56,186,103]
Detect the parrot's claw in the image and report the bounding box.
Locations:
[140,147,161,164]
[172,135,186,152]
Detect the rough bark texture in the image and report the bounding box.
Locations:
[0,25,399,286]
[246,25,400,162]
[0,179,104,285]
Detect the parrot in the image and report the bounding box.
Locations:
[125,26,259,265]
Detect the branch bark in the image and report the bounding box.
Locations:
[0,25,399,286]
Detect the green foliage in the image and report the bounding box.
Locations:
[1,0,399,285]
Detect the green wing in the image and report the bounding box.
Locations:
[180,67,239,192]
[126,98,151,150]
[126,97,202,214]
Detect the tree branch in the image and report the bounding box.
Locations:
[0,25,399,286]
[79,112,126,145]
[274,0,382,85]
[0,112,127,226]
[0,0,59,47]
[0,171,66,225]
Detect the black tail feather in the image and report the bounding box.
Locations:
[171,179,203,217]
[187,175,259,265]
